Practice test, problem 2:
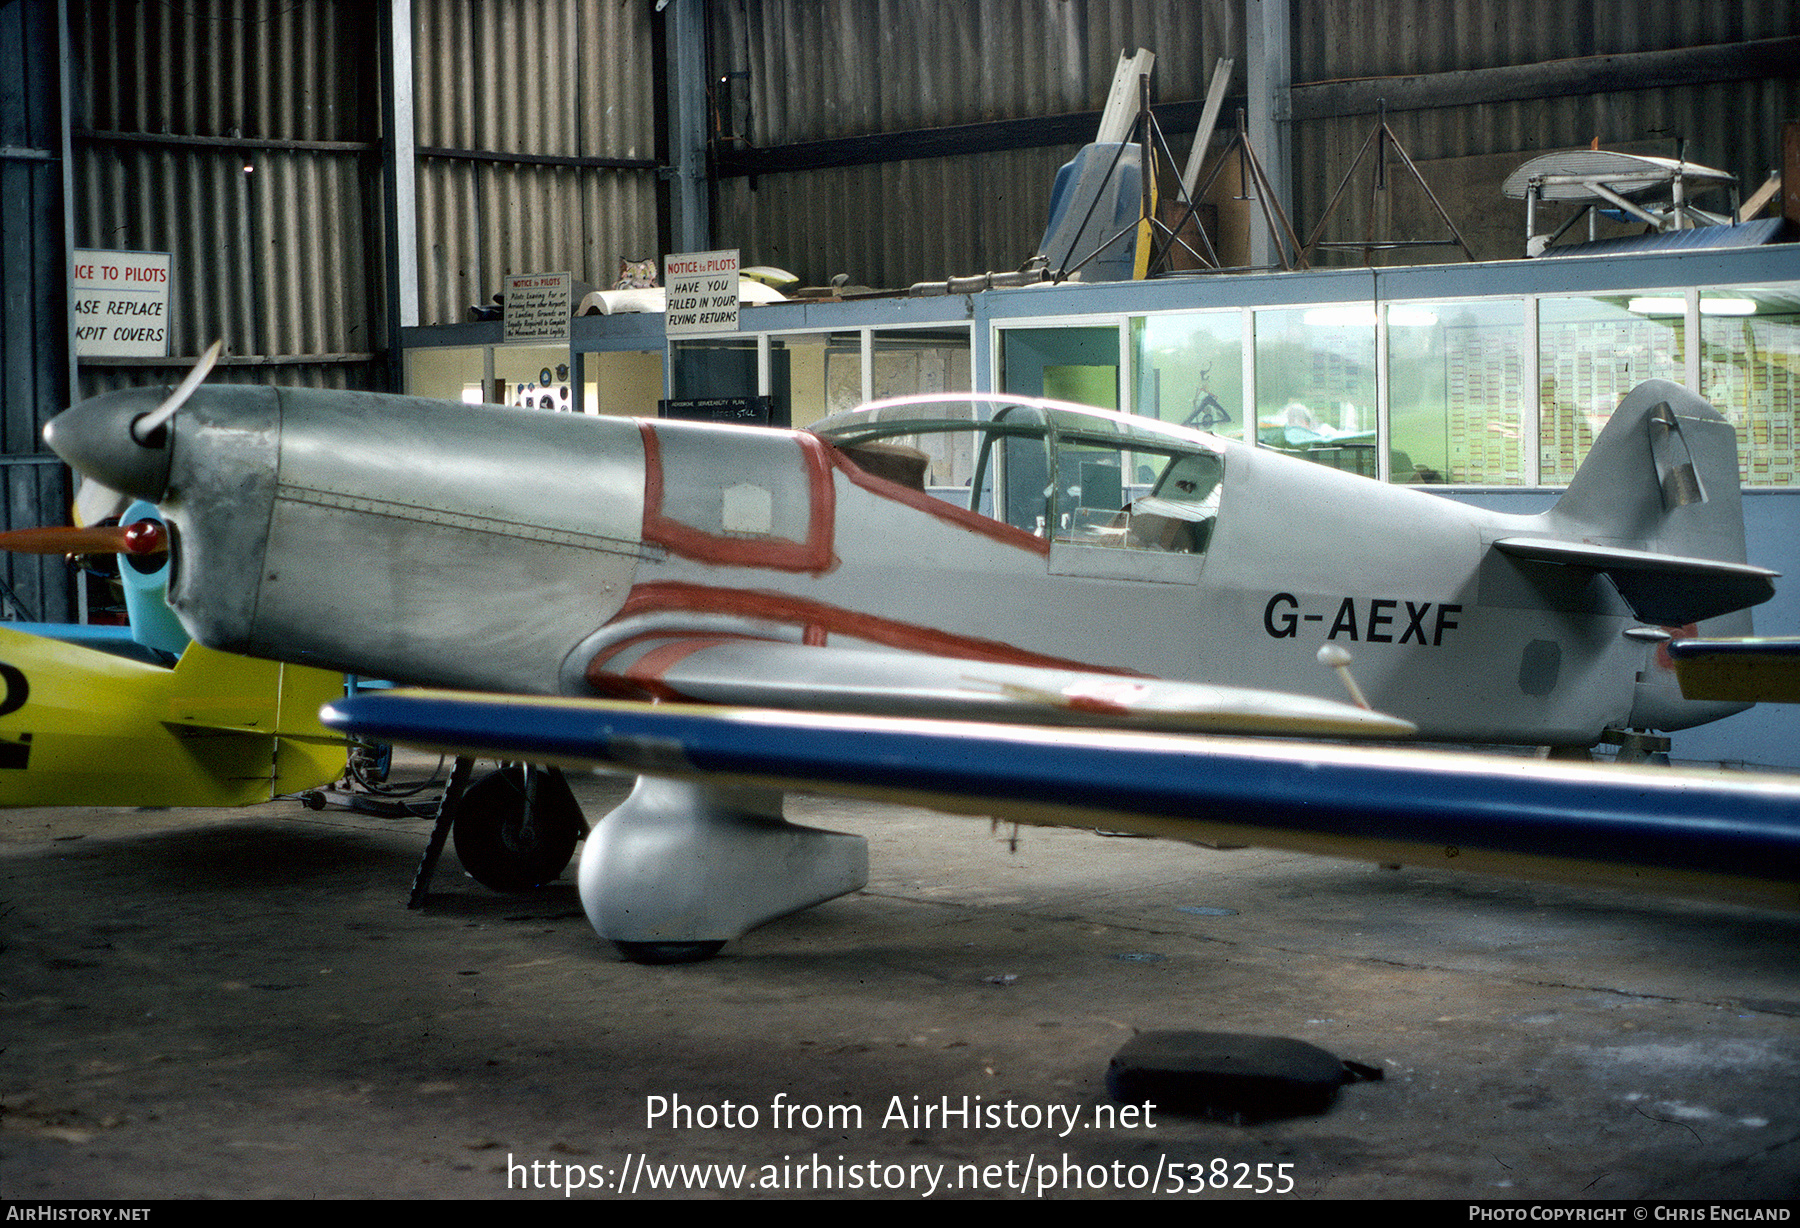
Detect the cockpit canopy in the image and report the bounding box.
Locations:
[812,394,1225,555]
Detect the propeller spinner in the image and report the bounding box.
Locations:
[43,340,222,504]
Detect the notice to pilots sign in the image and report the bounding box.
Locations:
[664,250,740,335]
[73,250,172,358]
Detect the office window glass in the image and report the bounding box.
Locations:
[1130,312,1244,441]
[1253,306,1378,477]
[1387,300,1525,484]
[1699,287,1800,486]
[1538,295,1684,484]
[999,326,1120,408]
[871,329,972,402]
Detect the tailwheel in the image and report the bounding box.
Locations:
[451,765,585,892]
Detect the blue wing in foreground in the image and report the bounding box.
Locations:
[322,691,1800,911]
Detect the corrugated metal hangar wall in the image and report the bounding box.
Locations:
[70,1,386,395]
[62,0,662,398]
[711,1,1799,285]
[411,0,660,332]
[707,0,1237,289]
[1,0,75,621]
[6,0,1799,617]
[43,0,1800,356]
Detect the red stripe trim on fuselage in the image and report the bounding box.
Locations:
[639,422,838,572]
[823,443,1051,557]
[609,581,1145,676]
[586,633,770,701]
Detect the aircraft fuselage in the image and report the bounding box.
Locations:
[47,384,1752,746]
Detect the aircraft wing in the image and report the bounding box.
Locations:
[1492,536,1778,624]
[586,636,1415,738]
[321,689,1800,912]
[1667,637,1800,703]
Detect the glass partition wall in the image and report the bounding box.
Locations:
[402,342,663,418]
[999,281,1800,489]
[400,276,1799,492]
[668,327,974,432]
[1700,288,1800,487]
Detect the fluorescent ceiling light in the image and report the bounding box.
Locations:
[1628,296,1761,317]
[1301,305,1438,328]
[1387,306,1440,327]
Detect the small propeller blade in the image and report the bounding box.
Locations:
[130,339,223,445]
[0,519,168,557]
[74,478,130,530]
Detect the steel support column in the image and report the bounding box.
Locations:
[1245,0,1293,272]
[665,0,710,254]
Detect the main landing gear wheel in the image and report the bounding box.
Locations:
[578,777,869,963]
[451,766,584,892]
[612,940,727,965]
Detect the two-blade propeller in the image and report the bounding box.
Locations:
[0,519,167,558]
[3,341,220,560]
[129,339,222,445]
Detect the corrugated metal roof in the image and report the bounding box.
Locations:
[1541,217,1792,257]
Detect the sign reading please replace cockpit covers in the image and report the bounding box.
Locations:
[73,250,172,358]
[664,250,740,334]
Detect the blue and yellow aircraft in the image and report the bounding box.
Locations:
[0,498,343,808]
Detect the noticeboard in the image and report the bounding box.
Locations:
[664,250,740,334]
[503,272,573,344]
[73,250,172,358]
[659,396,779,427]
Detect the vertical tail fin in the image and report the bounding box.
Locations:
[1548,380,1752,569]
[1542,381,1772,730]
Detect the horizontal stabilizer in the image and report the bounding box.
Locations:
[322,691,1800,911]
[1492,537,1777,625]
[165,641,345,741]
[0,627,341,807]
[586,637,1415,739]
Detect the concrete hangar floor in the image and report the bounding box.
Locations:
[2,758,1796,1201]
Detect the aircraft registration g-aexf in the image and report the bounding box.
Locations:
[44,371,1788,960]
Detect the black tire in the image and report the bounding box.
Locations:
[613,940,726,965]
[451,766,583,892]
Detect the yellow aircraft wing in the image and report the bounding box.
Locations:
[1668,637,1800,704]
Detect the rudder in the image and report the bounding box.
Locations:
[1548,379,1752,570]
